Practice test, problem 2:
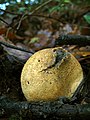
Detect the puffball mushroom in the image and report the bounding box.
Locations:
[21,47,83,102]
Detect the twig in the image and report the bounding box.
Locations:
[30,0,52,14]
[55,34,90,46]
[0,17,18,31]
[0,41,34,54]
[16,13,27,30]
[0,17,10,26]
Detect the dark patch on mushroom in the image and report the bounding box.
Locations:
[38,60,40,62]
[27,81,29,85]
[50,82,52,84]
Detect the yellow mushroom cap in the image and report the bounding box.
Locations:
[21,47,83,102]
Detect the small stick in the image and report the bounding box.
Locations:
[55,34,90,46]
[0,41,34,54]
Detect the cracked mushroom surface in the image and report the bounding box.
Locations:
[21,47,83,102]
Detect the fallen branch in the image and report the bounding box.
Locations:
[55,34,90,46]
[0,96,90,119]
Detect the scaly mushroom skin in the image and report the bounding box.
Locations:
[21,47,83,102]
